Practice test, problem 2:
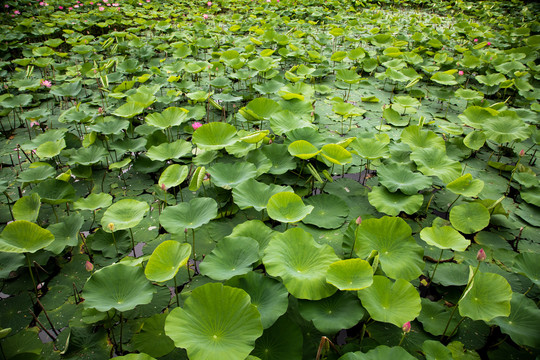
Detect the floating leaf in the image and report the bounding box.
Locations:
[199,237,259,281]
[287,140,320,159]
[146,140,192,162]
[377,162,432,195]
[251,315,303,360]
[266,192,314,224]
[159,164,189,189]
[233,179,293,212]
[192,122,238,151]
[446,174,484,197]
[207,162,258,190]
[0,220,54,253]
[449,202,490,234]
[302,194,349,229]
[420,226,470,252]
[326,259,373,290]
[101,199,149,232]
[368,186,423,217]
[160,197,218,233]
[73,193,112,211]
[145,240,191,282]
[12,193,41,222]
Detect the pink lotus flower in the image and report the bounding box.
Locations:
[458,70,464,76]
[161,183,167,191]
[41,79,52,88]
[14,10,20,14]
[487,42,491,46]
[477,248,486,261]
[85,261,94,272]
[68,6,73,10]
[4,4,9,8]
[402,322,411,333]
[58,5,63,9]
[519,149,525,157]
[39,1,44,5]
[356,216,362,225]
[192,122,203,130]
[203,14,208,19]
[207,1,212,5]
[74,4,79,7]
[30,120,40,127]
[473,38,478,42]
[90,1,93,4]
[99,6,104,10]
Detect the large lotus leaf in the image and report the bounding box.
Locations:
[160,197,218,233]
[0,328,42,359]
[368,186,423,216]
[67,146,109,166]
[251,315,303,360]
[199,237,259,281]
[260,144,298,175]
[263,227,339,300]
[455,89,484,102]
[302,194,349,229]
[100,199,150,232]
[45,214,85,254]
[269,109,316,135]
[113,101,145,118]
[131,313,175,358]
[464,105,501,129]
[83,263,155,312]
[320,144,352,165]
[89,117,130,135]
[145,107,189,129]
[192,122,238,151]
[340,346,416,359]
[512,252,540,286]
[377,162,432,195]
[419,226,470,251]
[298,291,365,334]
[422,340,453,360]
[12,193,41,222]
[350,137,389,160]
[17,166,56,183]
[446,173,484,197]
[165,283,263,360]
[240,97,281,121]
[354,216,424,281]
[358,276,421,328]
[521,186,540,207]
[233,179,294,212]
[393,95,421,109]
[401,126,446,151]
[410,148,462,184]
[146,140,192,162]
[482,111,531,143]
[73,193,112,211]
[418,298,461,336]
[449,202,490,234]
[0,220,54,253]
[266,192,314,223]
[0,93,33,108]
[158,164,189,189]
[36,139,66,159]
[431,72,457,85]
[476,73,506,86]
[229,220,276,258]
[145,240,191,282]
[458,267,511,322]
[61,326,110,359]
[226,272,288,329]
[332,102,365,117]
[489,292,540,348]
[326,259,373,291]
[32,179,76,204]
[287,140,320,159]
[208,162,258,190]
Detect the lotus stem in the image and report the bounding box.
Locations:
[29,309,57,345]
[129,228,136,257]
[110,230,118,255]
[429,249,444,285]
[50,204,59,223]
[119,312,124,354]
[25,253,37,296]
[36,297,59,336]
[191,228,196,273]
[446,194,461,214]
[173,276,180,307]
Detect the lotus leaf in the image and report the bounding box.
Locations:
[463,131,486,150]
[410,148,462,184]
[458,106,498,129]
[239,97,281,121]
[12,193,41,222]
[233,179,293,212]
[73,193,112,211]
[482,111,531,143]
[263,227,339,300]
[326,259,373,290]
[145,241,191,282]
[287,140,320,159]
[269,109,317,135]
[512,252,540,286]
[418,298,461,336]
[368,186,424,216]
[350,137,389,160]
[100,199,150,232]
[0,220,54,253]
[401,126,445,151]
[354,216,424,281]
[17,166,56,183]
[146,140,192,162]
[339,346,416,360]
[158,164,189,189]
[420,226,470,252]
[207,162,258,190]
[45,214,85,254]
[192,122,238,151]
[422,340,453,360]
[32,179,76,205]
[83,263,155,312]
[377,162,432,195]
[131,313,175,358]
[251,315,303,360]
[229,220,276,258]
[302,194,349,229]
[199,237,259,280]
[449,202,490,234]
[159,197,218,233]
[145,107,189,130]
[358,276,421,328]
[165,283,263,360]
[266,192,314,224]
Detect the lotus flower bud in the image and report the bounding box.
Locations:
[402,321,411,333]
[107,222,115,231]
[356,216,362,225]
[192,122,203,130]
[85,261,94,272]
[477,248,486,261]
[519,149,525,157]
[161,183,167,191]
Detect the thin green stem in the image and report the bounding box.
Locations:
[191,228,196,274]
[129,228,136,257]
[173,276,180,307]
[430,249,444,284]
[119,312,124,354]
[25,253,37,295]
[398,332,407,347]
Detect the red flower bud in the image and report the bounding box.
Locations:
[477,248,486,261]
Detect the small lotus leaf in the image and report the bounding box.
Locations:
[165,283,263,360]
[420,226,470,252]
[358,276,421,328]
[320,144,352,165]
[266,192,314,224]
[287,140,320,159]
[12,193,41,222]
[158,164,189,189]
[32,179,76,204]
[449,202,490,234]
[159,197,218,233]
[326,259,373,290]
[463,131,486,150]
[73,193,112,211]
[0,220,54,253]
[145,240,191,282]
[446,174,484,197]
[192,122,238,151]
[100,199,150,232]
[263,227,339,300]
[368,186,424,216]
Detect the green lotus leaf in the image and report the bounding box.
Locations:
[45,214,84,254]
[287,140,320,159]
[109,158,131,170]
[302,194,349,229]
[113,101,145,118]
[449,202,490,234]
[358,276,421,328]
[422,340,453,360]
[145,107,189,130]
[446,173,484,197]
[73,193,112,211]
[12,193,41,222]
[158,164,189,189]
[89,117,130,135]
[229,220,276,258]
[146,140,192,162]
[251,315,303,360]
[263,227,339,300]
[401,126,446,151]
[192,122,238,151]
[0,220,54,253]
[431,72,457,85]
[32,179,76,205]
[115,354,156,360]
[489,292,540,348]
[0,252,24,278]
[298,291,365,334]
[36,139,66,159]
[383,107,408,126]
[239,130,270,144]
[188,166,206,192]
[458,106,498,129]
[385,68,409,82]
[418,298,461,336]
[393,95,421,109]
[332,102,366,117]
[455,89,484,101]
[458,267,512,322]
[410,148,462,184]
[354,216,424,281]
[269,109,316,135]
[159,197,218,233]
[100,199,150,232]
[145,240,191,282]
[350,137,389,160]
[339,345,416,360]
[199,237,259,281]
[83,263,155,312]
[512,252,540,286]
[260,144,298,175]
[17,165,56,183]
[131,313,175,358]
[266,192,314,224]
[239,97,281,121]
[336,69,362,84]
[420,226,470,251]
[377,162,432,195]
[226,272,288,329]
[67,146,108,166]
[278,82,314,101]
[233,179,294,212]
[368,186,423,217]
[482,111,531,143]
[165,283,263,360]
[476,73,506,86]
[320,144,352,165]
[521,186,540,207]
[463,131,486,150]
[207,162,258,190]
[326,259,373,290]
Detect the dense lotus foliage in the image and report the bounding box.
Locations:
[0,0,539,358]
